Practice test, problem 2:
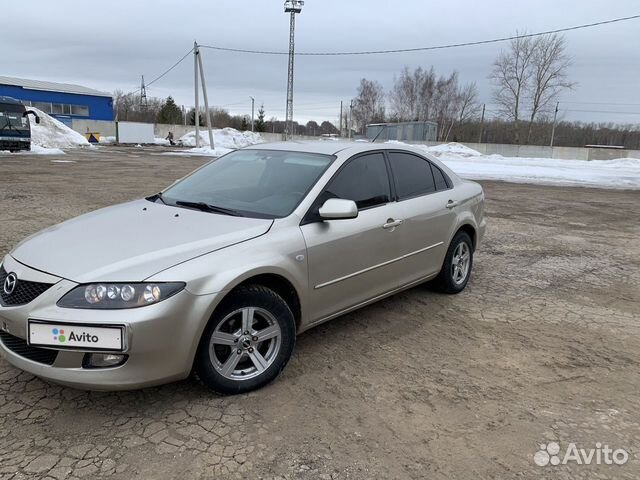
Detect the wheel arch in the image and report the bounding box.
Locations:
[214,271,303,332]
[456,223,477,251]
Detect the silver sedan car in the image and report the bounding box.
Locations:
[0,142,485,394]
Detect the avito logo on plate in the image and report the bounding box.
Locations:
[52,328,100,344]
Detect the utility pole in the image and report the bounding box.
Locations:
[194,41,200,148]
[196,43,215,149]
[550,101,560,148]
[339,101,343,137]
[249,96,255,132]
[348,100,353,139]
[283,1,304,140]
[478,104,485,143]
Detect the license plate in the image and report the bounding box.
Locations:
[28,321,124,351]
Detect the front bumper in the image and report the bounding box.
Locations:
[0,255,221,390]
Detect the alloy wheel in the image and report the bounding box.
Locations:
[451,241,471,285]
[209,307,282,380]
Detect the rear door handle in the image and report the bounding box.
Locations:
[446,200,459,209]
[383,219,403,229]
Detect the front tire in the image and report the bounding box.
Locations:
[433,231,473,294]
[195,285,296,395]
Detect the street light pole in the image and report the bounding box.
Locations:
[283,1,303,140]
[194,41,200,148]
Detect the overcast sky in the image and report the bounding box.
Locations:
[4,0,640,124]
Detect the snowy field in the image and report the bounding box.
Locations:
[413,142,640,190]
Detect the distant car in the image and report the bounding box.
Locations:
[0,142,485,394]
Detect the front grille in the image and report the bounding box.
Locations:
[0,265,54,306]
[0,331,58,365]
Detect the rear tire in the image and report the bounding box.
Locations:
[195,285,296,395]
[433,231,473,294]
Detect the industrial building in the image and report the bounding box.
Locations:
[367,121,438,143]
[0,76,113,125]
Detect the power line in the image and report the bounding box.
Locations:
[199,14,640,56]
[561,101,640,107]
[125,47,194,95]
[564,109,640,115]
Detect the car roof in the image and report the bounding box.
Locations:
[244,140,426,157]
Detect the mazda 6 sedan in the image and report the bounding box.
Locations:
[0,142,485,394]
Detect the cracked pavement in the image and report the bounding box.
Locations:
[0,146,639,479]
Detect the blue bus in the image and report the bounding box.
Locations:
[0,96,40,152]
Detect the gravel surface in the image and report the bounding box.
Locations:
[1,146,639,479]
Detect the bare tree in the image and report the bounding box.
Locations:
[389,66,419,121]
[525,33,576,143]
[457,82,481,124]
[352,78,386,133]
[489,35,535,143]
[416,67,436,122]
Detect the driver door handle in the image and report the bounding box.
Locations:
[383,218,403,230]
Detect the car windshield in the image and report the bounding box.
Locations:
[0,104,28,134]
[159,149,335,218]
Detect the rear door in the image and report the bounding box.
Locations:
[300,152,406,323]
[387,151,457,281]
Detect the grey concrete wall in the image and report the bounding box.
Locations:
[153,124,193,139]
[71,119,116,137]
[410,140,637,160]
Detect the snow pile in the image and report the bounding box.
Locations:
[175,128,263,156]
[29,107,91,149]
[425,142,482,157]
[415,143,640,190]
[178,128,263,148]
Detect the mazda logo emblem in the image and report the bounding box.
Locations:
[3,273,17,295]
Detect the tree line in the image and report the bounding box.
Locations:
[112,92,340,136]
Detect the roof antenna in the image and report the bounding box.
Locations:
[371,124,388,143]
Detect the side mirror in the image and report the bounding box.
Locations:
[23,110,40,124]
[318,198,358,220]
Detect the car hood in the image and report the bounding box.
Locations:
[10,199,273,282]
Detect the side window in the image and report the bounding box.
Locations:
[323,153,390,209]
[388,152,436,200]
[430,163,450,191]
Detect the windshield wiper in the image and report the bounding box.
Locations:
[146,192,167,204]
[0,119,15,134]
[175,200,244,217]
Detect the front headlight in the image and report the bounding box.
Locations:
[57,282,186,309]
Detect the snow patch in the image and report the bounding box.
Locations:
[30,145,65,155]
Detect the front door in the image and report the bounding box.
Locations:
[300,152,406,323]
